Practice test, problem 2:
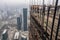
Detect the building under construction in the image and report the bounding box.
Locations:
[29,0,60,40]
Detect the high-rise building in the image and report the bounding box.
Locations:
[17,16,22,30]
[23,8,27,31]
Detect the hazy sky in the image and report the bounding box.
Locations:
[0,0,29,5]
[0,0,60,7]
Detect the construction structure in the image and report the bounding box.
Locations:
[29,0,60,40]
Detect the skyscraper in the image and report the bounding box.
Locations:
[23,8,27,31]
[17,15,22,30]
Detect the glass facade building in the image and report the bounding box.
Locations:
[23,8,27,31]
[21,37,27,40]
[17,16,22,30]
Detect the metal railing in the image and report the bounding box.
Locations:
[30,0,60,40]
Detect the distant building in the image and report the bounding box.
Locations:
[23,8,27,31]
[21,34,27,40]
[14,32,19,40]
[17,16,22,30]
[2,29,8,40]
[21,37,27,40]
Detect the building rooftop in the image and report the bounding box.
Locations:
[2,29,7,34]
[14,32,19,39]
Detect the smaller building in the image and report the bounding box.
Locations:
[21,37,27,40]
[21,34,27,40]
[14,32,19,40]
[2,29,8,40]
[17,17,22,30]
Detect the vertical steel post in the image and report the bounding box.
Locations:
[41,0,45,39]
[34,0,35,13]
[42,5,45,26]
[50,0,58,40]
[55,14,60,40]
[41,0,45,26]
[46,6,50,40]
[39,0,41,23]
[46,6,50,32]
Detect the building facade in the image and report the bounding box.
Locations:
[17,16,22,30]
[23,8,27,31]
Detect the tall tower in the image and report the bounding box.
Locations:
[23,8,27,31]
[17,15,22,30]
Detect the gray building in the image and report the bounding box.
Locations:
[2,29,8,40]
[21,37,27,40]
[23,8,27,31]
[17,16,22,30]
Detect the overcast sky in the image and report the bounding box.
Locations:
[0,0,60,7]
[0,0,29,6]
